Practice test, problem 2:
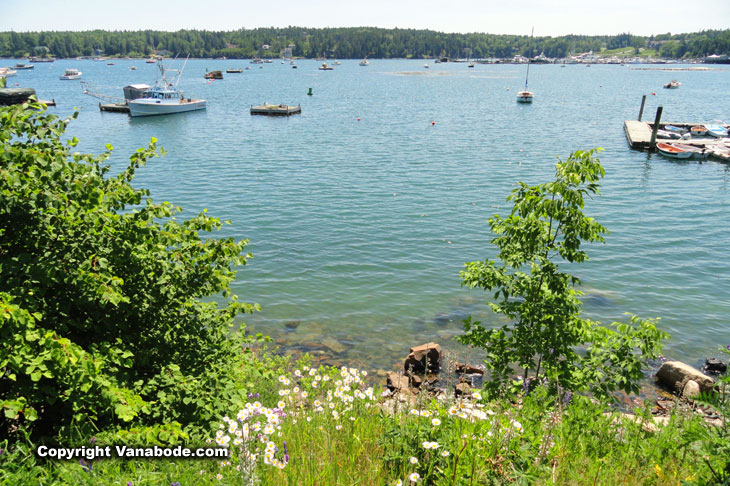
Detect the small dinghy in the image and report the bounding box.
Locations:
[656,142,692,159]
[657,129,682,140]
[705,124,728,138]
[690,125,707,136]
[673,143,710,159]
[663,125,688,134]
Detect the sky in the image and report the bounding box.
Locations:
[1,0,728,36]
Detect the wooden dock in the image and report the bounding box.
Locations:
[624,120,655,149]
[250,103,301,116]
[99,102,130,113]
[624,120,730,162]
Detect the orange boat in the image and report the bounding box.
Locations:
[656,142,692,159]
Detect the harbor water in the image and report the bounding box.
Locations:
[7,58,730,372]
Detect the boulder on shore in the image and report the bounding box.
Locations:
[404,342,441,374]
[656,360,714,395]
[386,371,410,393]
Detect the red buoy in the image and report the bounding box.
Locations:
[432,121,435,126]
[357,117,360,121]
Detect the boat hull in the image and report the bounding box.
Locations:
[128,100,206,117]
[656,143,692,159]
[516,91,533,103]
[706,125,728,138]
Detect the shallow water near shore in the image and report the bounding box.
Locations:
[10,58,730,373]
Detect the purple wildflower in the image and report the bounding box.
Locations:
[79,458,93,473]
[283,441,289,464]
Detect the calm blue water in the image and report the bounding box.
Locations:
[7,58,730,371]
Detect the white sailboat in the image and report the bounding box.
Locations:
[516,28,535,103]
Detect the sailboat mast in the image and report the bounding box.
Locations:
[524,27,534,90]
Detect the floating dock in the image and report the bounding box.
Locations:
[99,102,130,113]
[624,120,729,162]
[250,103,301,116]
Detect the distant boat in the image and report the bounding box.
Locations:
[128,58,205,117]
[468,62,475,68]
[226,68,243,73]
[333,60,341,65]
[516,27,535,103]
[424,64,430,69]
[107,62,115,66]
[60,68,82,80]
[359,58,370,66]
[203,70,223,79]
[656,142,692,159]
[145,58,157,64]
[663,80,681,89]
[13,63,34,70]
[130,66,137,70]
[0,67,17,77]
[318,62,333,70]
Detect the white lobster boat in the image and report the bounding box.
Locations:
[60,68,82,80]
[128,58,205,117]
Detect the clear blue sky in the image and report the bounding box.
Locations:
[1,0,728,36]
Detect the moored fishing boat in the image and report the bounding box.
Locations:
[318,62,333,70]
[13,63,34,70]
[656,142,692,159]
[128,58,205,117]
[663,80,681,89]
[359,58,370,66]
[59,68,81,80]
[203,70,223,79]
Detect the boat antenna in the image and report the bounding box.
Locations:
[524,27,534,90]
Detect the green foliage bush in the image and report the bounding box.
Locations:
[459,149,668,398]
[0,101,263,441]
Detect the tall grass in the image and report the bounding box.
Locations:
[0,360,721,486]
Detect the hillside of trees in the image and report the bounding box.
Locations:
[1,27,728,59]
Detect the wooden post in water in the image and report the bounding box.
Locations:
[649,106,663,151]
[638,95,647,121]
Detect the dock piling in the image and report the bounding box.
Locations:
[649,106,663,150]
[638,95,647,121]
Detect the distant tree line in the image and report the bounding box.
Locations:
[0,27,728,59]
